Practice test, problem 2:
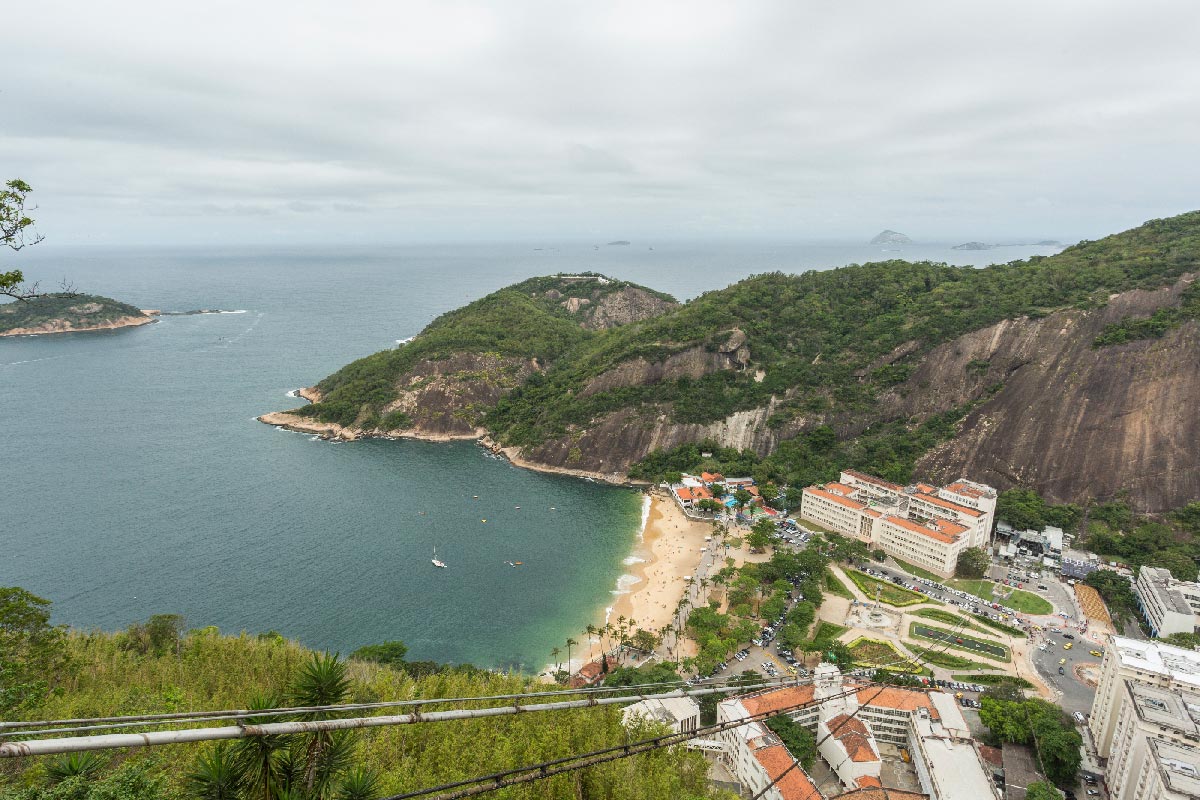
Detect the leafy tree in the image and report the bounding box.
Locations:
[747,518,775,552]
[602,661,681,689]
[696,498,723,514]
[765,714,817,769]
[1147,549,1199,582]
[0,587,69,714]
[1163,631,1200,649]
[1,179,45,300]
[733,488,753,509]
[979,696,1081,786]
[1173,501,1200,535]
[759,483,780,505]
[956,547,991,579]
[1026,781,1063,800]
[349,640,408,666]
[872,549,886,562]
[1084,570,1139,624]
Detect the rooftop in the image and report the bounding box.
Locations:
[906,491,984,518]
[1139,566,1199,616]
[912,715,997,800]
[751,741,822,800]
[825,713,880,763]
[621,696,700,728]
[1125,681,1200,734]
[837,789,927,800]
[882,514,967,544]
[1110,636,1200,687]
[1149,739,1200,798]
[806,486,871,514]
[842,469,903,492]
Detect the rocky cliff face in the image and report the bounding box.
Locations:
[906,274,1199,512]
[536,284,677,329]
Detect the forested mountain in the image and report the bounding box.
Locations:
[270,212,1200,512]
[0,294,152,336]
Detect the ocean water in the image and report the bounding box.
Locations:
[0,239,1055,669]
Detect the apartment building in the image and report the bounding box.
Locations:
[798,470,993,578]
[717,665,995,800]
[1135,566,1200,638]
[1089,636,1200,760]
[1103,680,1200,800]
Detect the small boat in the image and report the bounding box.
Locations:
[514,506,521,510]
[505,560,524,567]
[432,547,447,569]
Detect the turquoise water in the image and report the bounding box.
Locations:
[0,240,1054,669]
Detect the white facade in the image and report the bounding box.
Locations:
[798,471,995,577]
[1089,636,1200,759]
[1135,566,1200,638]
[1104,680,1200,800]
[621,696,700,734]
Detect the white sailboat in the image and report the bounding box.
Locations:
[432,547,447,569]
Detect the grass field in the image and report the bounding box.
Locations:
[824,570,854,599]
[948,578,996,599]
[1003,588,1053,615]
[811,621,848,647]
[970,613,1028,638]
[913,648,995,670]
[889,557,944,583]
[952,673,1032,688]
[911,608,996,637]
[908,622,1010,662]
[846,569,932,607]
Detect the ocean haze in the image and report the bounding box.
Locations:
[0,241,1056,668]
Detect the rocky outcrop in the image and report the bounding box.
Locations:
[0,314,155,337]
[870,230,912,245]
[579,332,750,398]
[902,274,1199,511]
[377,353,538,438]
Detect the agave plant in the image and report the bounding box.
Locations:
[290,653,352,794]
[233,692,289,800]
[335,766,381,800]
[186,744,240,799]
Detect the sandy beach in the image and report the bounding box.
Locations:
[570,492,716,672]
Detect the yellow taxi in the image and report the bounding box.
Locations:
[1064,642,1073,650]
[1089,650,1102,657]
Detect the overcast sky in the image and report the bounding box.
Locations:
[5,1,1200,245]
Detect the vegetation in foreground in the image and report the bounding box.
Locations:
[0,588,726,800]
[979,686,1082,787]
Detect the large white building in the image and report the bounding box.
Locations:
[620,695,700,735]
[717,665,995,800]
[1089,636,1200,761]
[798,471,996,578]
[1102,679,1200,800]
[1134,566,1200,638]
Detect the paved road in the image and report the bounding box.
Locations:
[1030,630,1103,714]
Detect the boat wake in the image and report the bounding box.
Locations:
[159,309,248,315]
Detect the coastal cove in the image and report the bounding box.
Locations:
[1,241,1054,672]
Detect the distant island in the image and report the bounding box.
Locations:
[954,240,1062,250]
[606,240,631,246]
[869,229,911,244]
[0,293,157,337]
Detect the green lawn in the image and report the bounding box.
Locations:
[811,621,848,647]
[908,622,1011,662]
[913,648,994,670]
[889,557,944,583]
[824,570,854,600]
[1003,589,1053,615]
[911,608,996,637]
[970,613,1028,638]
[845,570,933,607]
[948,578,996,599]
[952,673,1032,688]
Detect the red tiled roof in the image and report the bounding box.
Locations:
[824,482,857,496]
[806,486,869,513]
[855,776,884,788]
[839,788,926,800]
[855,686,938,717]
[826,713,878,762]
[693,486,713,500]
[752,744,822,800]
[701,472,724,483]
[945,481,987,499]
[915,483,938,494]
[739,685,817,718]
[676,487,695,502]
[748,486,761,496]
[883,515,965,544]
[843,470,902,491]
[910,492,983,517]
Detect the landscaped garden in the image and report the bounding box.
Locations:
[824,570,854,599]
[948,578,996,599]
[846,637,926,673]
[810,621,847,648]
[915,648,997,670]
[952,673,1032,688]
[969,613,1028,638]
[908,622,1010,662]
[912,608,996,637]
[846,569,932,607]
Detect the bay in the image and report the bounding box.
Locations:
[0,239,1055,669]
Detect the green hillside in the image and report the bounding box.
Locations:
[0,293,148,334]
[0,591,722,800]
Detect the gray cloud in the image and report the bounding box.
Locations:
[5,0,1200,244]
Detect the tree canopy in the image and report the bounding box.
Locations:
[1,178,45,300]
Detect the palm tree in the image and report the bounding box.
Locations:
[187,744,241,800]
[232,693,287,800]
[565,637,579,671]
[551,646,562,672]
[290,653,352,794]
[335,766,381,800]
